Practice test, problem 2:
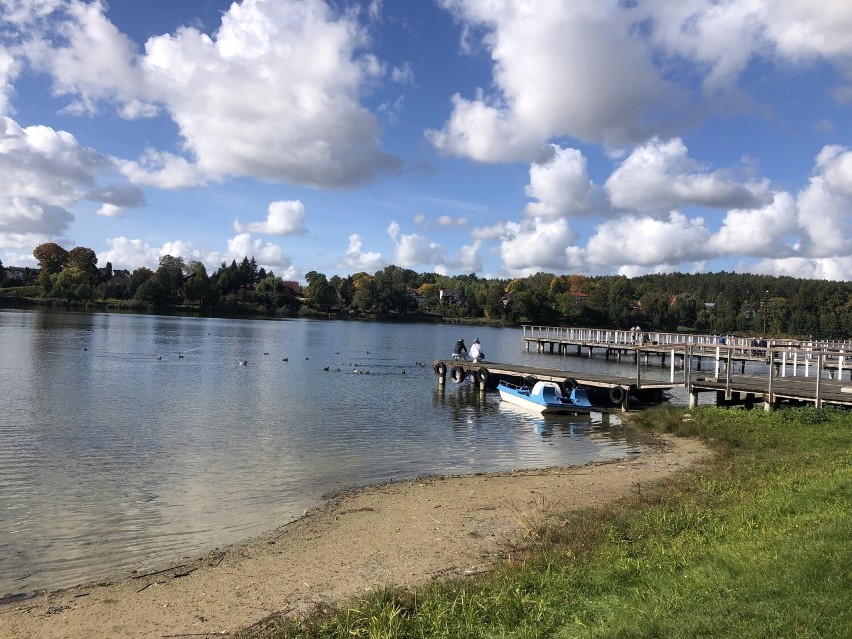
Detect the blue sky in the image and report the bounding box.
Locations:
[2,0,852,282]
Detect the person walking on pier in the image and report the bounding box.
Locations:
[470,337,484,362]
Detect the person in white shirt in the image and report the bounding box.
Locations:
[469,337,484,362]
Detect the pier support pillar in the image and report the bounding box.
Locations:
[689,390,699,408]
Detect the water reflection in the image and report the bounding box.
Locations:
[0,310,653,597]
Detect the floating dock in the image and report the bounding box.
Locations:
[432,359,673,412]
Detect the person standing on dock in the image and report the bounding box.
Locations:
[470,338,484,362]
[452,338,468,359]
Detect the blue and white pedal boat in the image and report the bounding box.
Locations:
[497,380,593,415]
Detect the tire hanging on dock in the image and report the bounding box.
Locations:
[563,377,578,391]
[609,385,626,405]
[450,366,466,383]
[523,375,537,388]
[434,362,446,376]
[477,367,489,384]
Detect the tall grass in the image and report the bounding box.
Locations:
[240,406,851,639]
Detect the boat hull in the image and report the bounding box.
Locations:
[497,381,592,415]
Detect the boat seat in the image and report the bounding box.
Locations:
[541,386,559,400]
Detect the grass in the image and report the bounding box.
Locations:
[238,406,851,639]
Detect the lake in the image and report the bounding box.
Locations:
[0,309,664,597]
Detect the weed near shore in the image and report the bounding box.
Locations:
[241,406,851,639]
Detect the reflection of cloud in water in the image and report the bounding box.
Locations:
[498,402,594,439]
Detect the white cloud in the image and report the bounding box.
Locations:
[761,2,852,63]
[789,145,852,258]
[115,150,209,189]
[471,221,506,241]
[97,203,123,217]
[500,217,577,271]
[391,61,414,84]
[431,1,852,164]
[446,240,482,273]
[233,200,308,236]
[138,0,401,187]
[337,233,384,272]
[605,137,770,215]
[393,231,445,269]
[30,0,149,113]
[708,192,798,257]
[0,45,20,114]
[0,115,140,246]
[99,236,163,270]
[749,256,852,281]
[436,215,467,227]
[13,0,402,188]
[584,212,712,268]
[814,145,852,195]
[386,220,400,240]
[429,0,672,159]
[101,233,292,275]
[220,233,291,270]
[524,145,600,218]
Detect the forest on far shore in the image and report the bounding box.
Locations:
[1,242,851,340]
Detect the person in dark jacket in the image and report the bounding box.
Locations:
[452,338,467,359]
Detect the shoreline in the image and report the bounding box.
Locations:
[0,433,711,639]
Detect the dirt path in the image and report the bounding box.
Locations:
[1,435,710,639]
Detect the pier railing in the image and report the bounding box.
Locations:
[522,326,852,405]
[521,325,852,355]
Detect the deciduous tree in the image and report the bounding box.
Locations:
[33,242,68,275]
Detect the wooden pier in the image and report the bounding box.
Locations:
[522,325,852,378]
[688,374,852,410]
[434,327,852,413]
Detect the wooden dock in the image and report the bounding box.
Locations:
[689,374,852,409]
[434,327,852,413]
[522,325,852,378]
[432,358,673,412]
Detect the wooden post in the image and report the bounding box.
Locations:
[714,345,721,378]
[765,348,775,411]
[815,353,823,409]
[670,348,676,383]
[635,348,641,390]
[686,346,698,408]
[725,346,733,400]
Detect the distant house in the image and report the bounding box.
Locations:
[439,289,460,303]
[4,266,39,283]
[108,269,131,286]
[408,288,426,306]
[502,291,514,307]
[281,280,301,294]
[572,291,588,306]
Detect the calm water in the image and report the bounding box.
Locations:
[0,309,659,597]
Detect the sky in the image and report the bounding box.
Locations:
[1,0,852,283]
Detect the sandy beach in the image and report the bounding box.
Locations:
[1,433,710,639]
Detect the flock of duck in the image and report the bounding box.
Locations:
[146,349,427,376]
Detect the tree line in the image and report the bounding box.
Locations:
[1,242,850,339]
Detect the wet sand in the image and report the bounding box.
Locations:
[0,434,710,639]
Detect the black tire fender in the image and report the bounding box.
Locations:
[434,362,446,376]
[450,366,466,383]
[563,377,578,391]
[609,385,626,404]
[477,367,489,384]
[523,375,537,387]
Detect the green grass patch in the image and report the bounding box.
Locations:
[240,406,852,639]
